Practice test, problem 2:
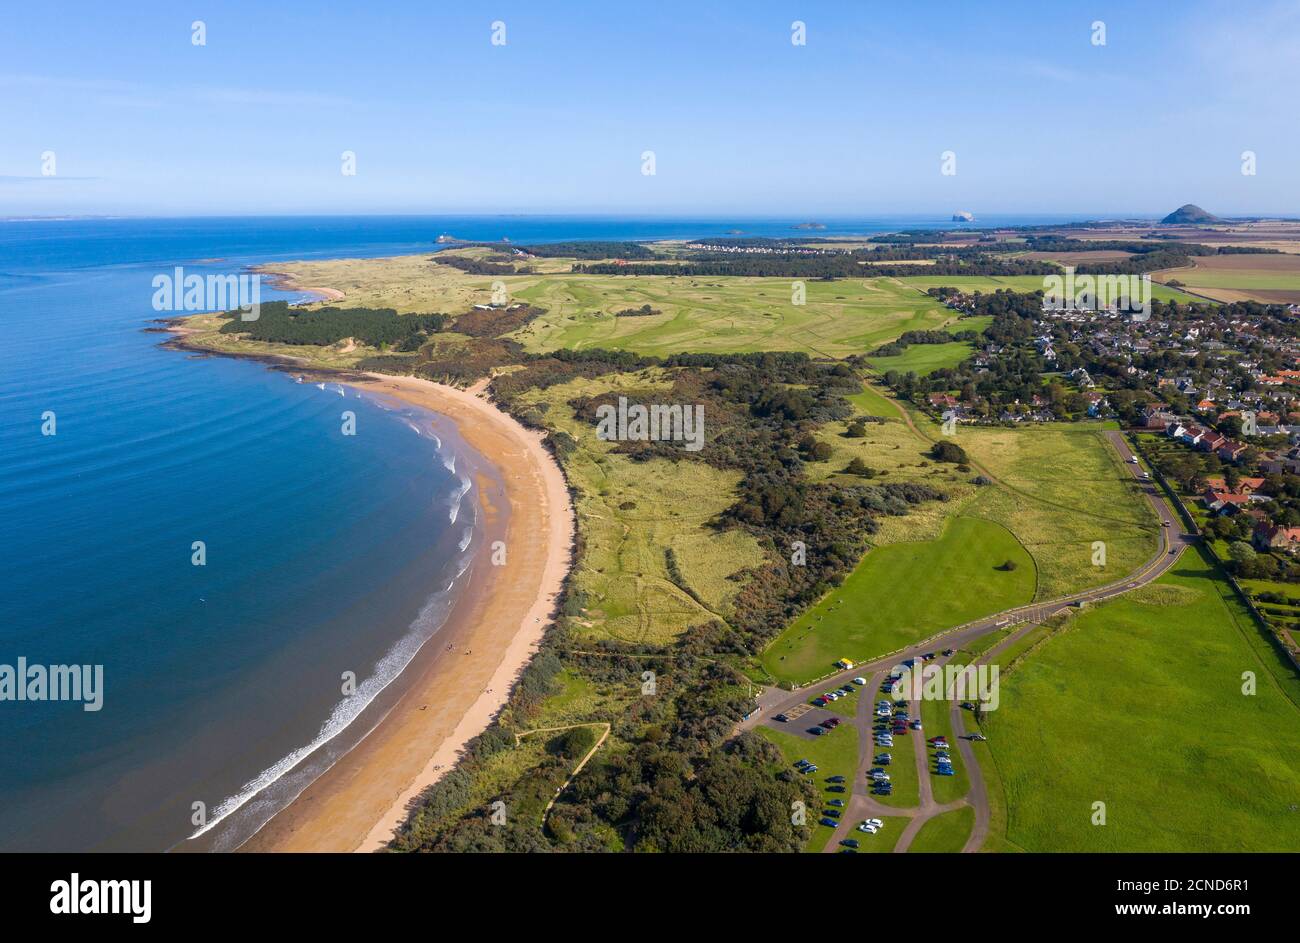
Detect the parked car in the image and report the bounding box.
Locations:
[840,838,860,848]
[774,713,789,722]
[826,775,845,783]
[852,677,867,686]
[827,785,846,793]
[969,733,988,742]
[942,649,955,656]
[828,799,845,808]
[819,817,839,827]
[809,727,825,736]
[858,823,878,834]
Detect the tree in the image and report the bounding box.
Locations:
[930,440,968,464]
[846,421,867,438]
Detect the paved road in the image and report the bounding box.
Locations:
[744,429,1195,853]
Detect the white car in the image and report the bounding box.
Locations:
[852,677,867,685]
[867,818,884,828]
[859,823,879,834]
[1128,456,1138,464]
[876,707,891,717]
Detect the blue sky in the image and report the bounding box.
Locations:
[2,0,1298,217]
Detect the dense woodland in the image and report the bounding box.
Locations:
[217,301,446,348]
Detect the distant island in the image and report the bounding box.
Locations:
[952,210,975,223]
[791,221,826,230]
[1161,203,1221,224]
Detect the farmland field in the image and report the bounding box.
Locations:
[894,274,1206,304]
[982,548,1300,851]
[1152,252,1300,303]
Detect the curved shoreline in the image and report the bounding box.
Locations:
[242,374,574,852]
[162,322,575,851]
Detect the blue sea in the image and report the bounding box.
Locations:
[0,213,1077,851]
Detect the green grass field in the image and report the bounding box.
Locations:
[908,805,975,852]
[507,275,970,357]
[920,694,971,804]
[762,516,1035,683]
[850,815,909,853]
[757,724,858,852]
[868,340,976,376]
[982,548,1300,851]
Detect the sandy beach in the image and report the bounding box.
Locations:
[239,374,573,852]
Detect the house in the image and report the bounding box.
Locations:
[1181,424,1208,446]
[1218,440,1248,462]
[1203,490,1251,514]
[1204,476,1266,495]
[1254,522,1300,553]
[1197,430,1227,452]
[927,393,959,409]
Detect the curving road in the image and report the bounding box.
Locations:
[742,429,1194,852]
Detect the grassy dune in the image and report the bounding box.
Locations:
[514,372,765,645]
[983,549,1300,851]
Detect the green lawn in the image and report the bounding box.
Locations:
[509,275,966,357]
[872,726,921,811]
[762,516,1036,683]
[920,694,971,804]
[983,548,1300,851]
[848,815,910,853]
[868,340,976,377]
[908,805,975,852]
[757,723,859,853]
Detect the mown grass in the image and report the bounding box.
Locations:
[920,693,971,804]
[851,815,910,853]
[762,516,1035,683]
[908,805,975,852]
[757,724,858,853]
[509,275,969,358]
[868,340,977,377]
[983,548,1300,851]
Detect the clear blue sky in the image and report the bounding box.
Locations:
[2,0,1297,218]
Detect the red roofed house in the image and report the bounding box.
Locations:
[1254,522,1300,553]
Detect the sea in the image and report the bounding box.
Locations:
[0,213,1077,850]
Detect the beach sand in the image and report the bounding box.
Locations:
[239,375,573,852]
